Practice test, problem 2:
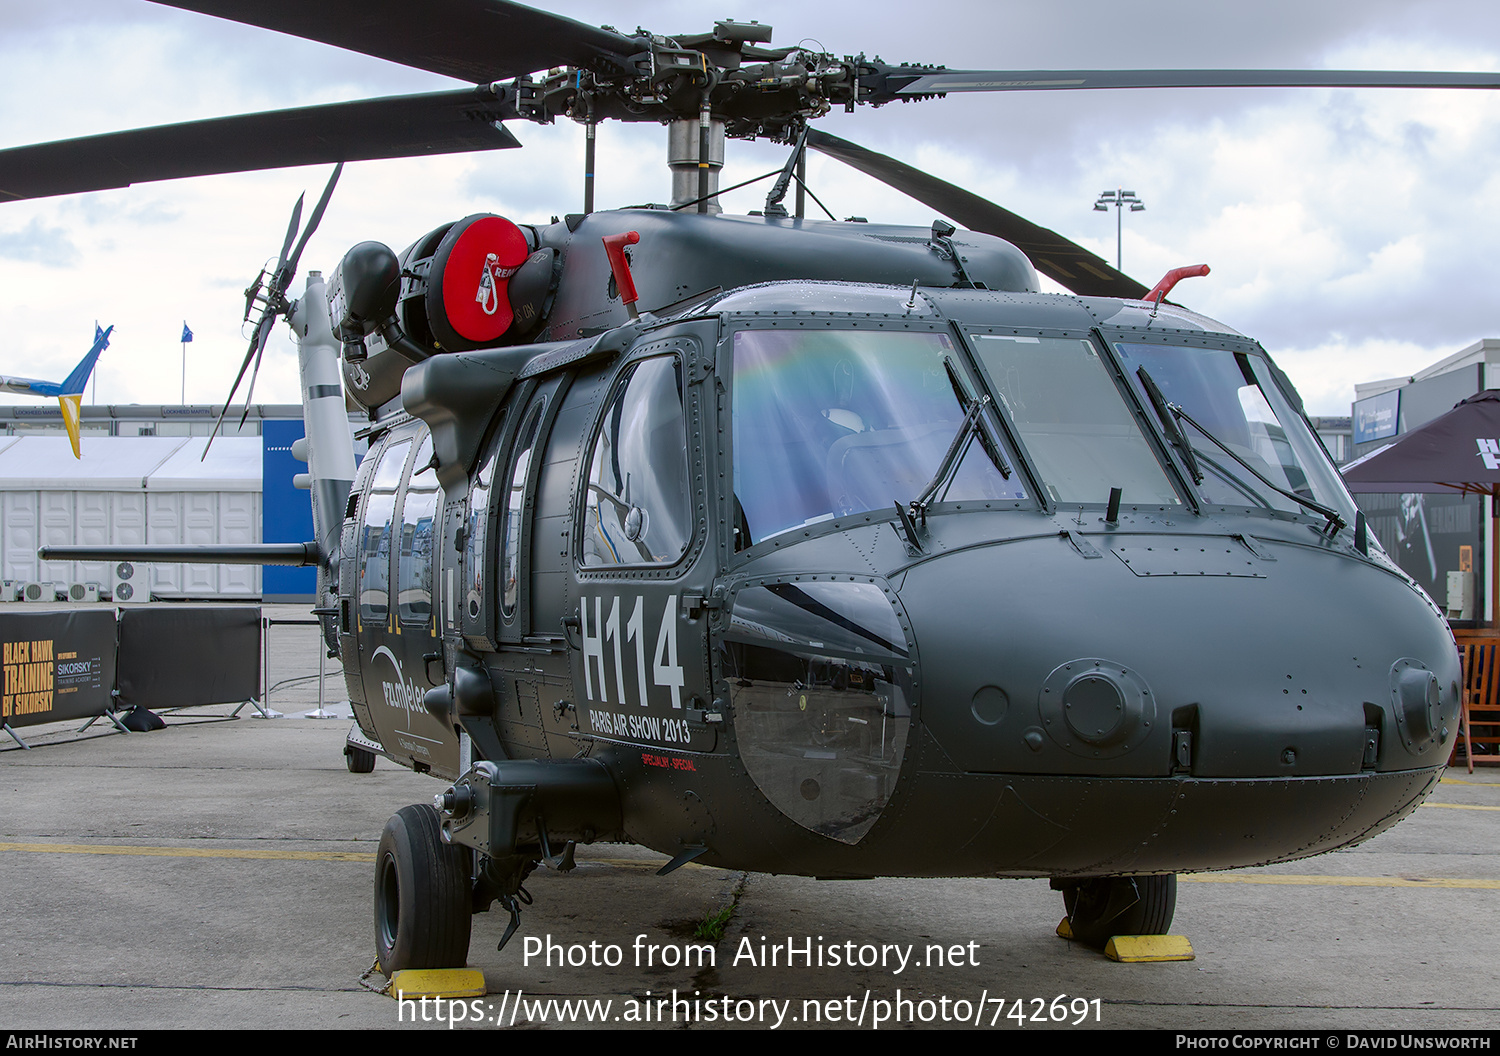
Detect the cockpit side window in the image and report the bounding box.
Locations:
[580,354,692,567]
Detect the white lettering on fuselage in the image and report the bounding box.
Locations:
[578,594,685,710]
[372,646,425,720]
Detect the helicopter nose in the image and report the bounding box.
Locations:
[894,532,1460,780]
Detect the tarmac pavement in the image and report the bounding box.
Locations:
[2,604,1498,1031]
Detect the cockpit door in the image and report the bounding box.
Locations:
[570,333,718,755]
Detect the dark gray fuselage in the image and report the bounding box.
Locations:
[337,214,1456,881]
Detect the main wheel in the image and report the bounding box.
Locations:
[345,745,376,773]
[1062,874,1176,948]
[374,804,473,973]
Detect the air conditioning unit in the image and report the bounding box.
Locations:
[0,581,18,603]
[68,582,101,603]
[111,562,137,603]
[1447,570,1475,621]
[21,581,50,602]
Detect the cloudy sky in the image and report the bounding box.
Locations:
[1,0,1498,415]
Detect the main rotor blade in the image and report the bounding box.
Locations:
[882,68,1500,99]
[0,89,519,203]
[150,0,643,83]
[806,129,1148,300]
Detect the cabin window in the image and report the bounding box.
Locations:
[501,401,544,618]
[731,329,1024,546]
[580,355,691,567]
[464,421,503,628]
[967,333,1182,507]
[397,433,438,626]
[359,438,410,625]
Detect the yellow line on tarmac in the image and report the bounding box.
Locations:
[1439,777,1498,786]
[1422,801,1500,811]
[0,843,691,870]
[0,841,374,862]
[577,858,713,872]
[1,849,1488,888]
[1182,874,1500,889]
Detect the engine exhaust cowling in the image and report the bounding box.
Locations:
[330,214,540,413]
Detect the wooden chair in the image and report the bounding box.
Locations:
[1453,641,1500,772]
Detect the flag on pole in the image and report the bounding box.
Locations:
[181,322,193,343]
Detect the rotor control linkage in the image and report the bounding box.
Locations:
[763,124,810,217]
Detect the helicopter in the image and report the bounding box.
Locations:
[18,0,1478,970]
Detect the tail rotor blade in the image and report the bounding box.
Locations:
[209,166,341,459]
[237,316,276,429]
[203,322,268,459]
[204,312,274,456]
[277,192,305,274]
[286,163,342,280]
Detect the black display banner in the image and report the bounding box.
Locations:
[116,607,260,709]
[0,609,117,728]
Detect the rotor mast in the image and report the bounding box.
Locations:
[667,117,725,213]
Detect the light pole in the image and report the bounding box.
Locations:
[1094,189,1145,272]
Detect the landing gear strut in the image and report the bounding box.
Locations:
[1054,874,1177,948]
[374,804,473,972]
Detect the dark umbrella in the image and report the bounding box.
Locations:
[1342,389,1500,625]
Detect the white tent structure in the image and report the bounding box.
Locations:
[0,435,261,599]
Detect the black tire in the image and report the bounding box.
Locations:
[1062,874,1176,948]
[374,804,473,973]
[345,745,376,773]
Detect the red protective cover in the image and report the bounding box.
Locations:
[602,230,641,306]
[438,215,531,343]
[1142,264,1211,305]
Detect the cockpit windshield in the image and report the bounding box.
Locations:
[731,328,1026,546]
[965,332,1183,507]
[1112,341,1358,523]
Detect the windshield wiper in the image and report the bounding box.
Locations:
[1137,366,1346,536]
[1137,366,1202,485]
[1172,405,1345,535]
[908,393,991,522]
[900,360,1013,538]
[944,357,1012,482]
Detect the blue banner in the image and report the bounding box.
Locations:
[1353,389,1400,445]
[262,419,315,598]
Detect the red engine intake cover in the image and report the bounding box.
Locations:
[426,214,531,350]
